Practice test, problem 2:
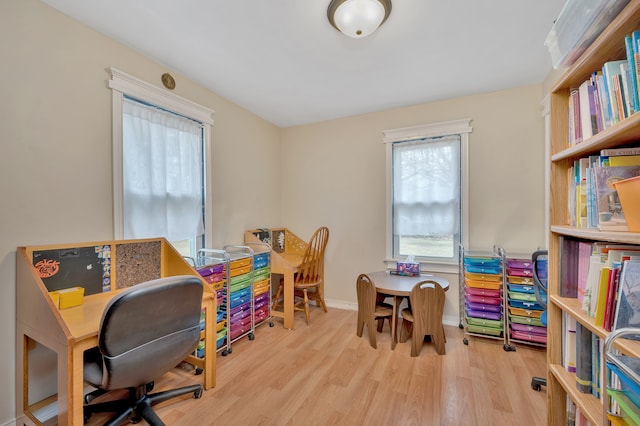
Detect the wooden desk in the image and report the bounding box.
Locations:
[245,228,309,330]
[367,271,449,350]
[16,238,216,426]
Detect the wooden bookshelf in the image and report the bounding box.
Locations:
[546,2,640,425]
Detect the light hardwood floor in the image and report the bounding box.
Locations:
[86,308,548,425]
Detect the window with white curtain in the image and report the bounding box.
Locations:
[109,68,214,258]
[384,119,471,270]
[122,97,204,244]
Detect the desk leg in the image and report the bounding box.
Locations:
[203,298,215,389]
[68,344,84,425]
[283,270,294,330]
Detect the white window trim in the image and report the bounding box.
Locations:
[383,118,472,274]
[108,67,215,245]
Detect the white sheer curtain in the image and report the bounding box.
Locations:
[393,135,460,237]
[122,97,204,241]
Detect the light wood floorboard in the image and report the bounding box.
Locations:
[85,308,547,425]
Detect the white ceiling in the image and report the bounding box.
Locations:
[41,0,565,128]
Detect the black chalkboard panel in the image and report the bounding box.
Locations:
[32,245,111,295]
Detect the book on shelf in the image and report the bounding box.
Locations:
[560,237,580,297]
[566,397,576,426]
[603,60,628,125]
[577,241,593,305]
[613,259,640,339]
[603,263,622,331]
[575,321,593,394]
[578,78,599,140]
[591,334,602,399]
[584,253,604,316]
[593,165,640,231]
[596,69,613,131]
[626,33,640,114]
[634,29,640,113]
[600,146,640,157]
[608,154,640,166]
[594,266,612,327]
[564,312,577,374]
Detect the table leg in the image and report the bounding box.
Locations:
[390,295,399,350]
[283,270,294,329]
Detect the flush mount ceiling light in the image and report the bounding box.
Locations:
[327,0,392,38]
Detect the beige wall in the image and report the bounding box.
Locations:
[1,0,282,422]
[281,85,547,319]
[1,0,547,423]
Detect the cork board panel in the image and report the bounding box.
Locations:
[115,241,161,289]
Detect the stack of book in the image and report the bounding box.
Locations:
[567,29,640,146]
[568,146,640,232]
[560,237,640,414]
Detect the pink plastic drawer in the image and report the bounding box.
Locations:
[465,287,500,298]
[507,268,533,277]
[511,330,547,344]
[466,294,501,305]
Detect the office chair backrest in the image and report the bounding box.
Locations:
[296,226,329,285]
[532,250,548,309]
[98,275,204,390]
[532,250,548,327]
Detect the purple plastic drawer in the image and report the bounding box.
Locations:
[466,308,502,321]
[510,323,547,335]
[255,292,270,304]
[465,287,500,298]
[197,262,224,277]
[466,301,501,313]
[466,294,501,305]
[230,315,251,327]
[254,298,269,310]
[229,301,251,317]
[506,259,533,269]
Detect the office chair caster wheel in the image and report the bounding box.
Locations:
[146,381,154,392]
[503,344,516,352]
[84,388,107,404]
[194,367,203,375]
[249,333,255,340]
[463,337,469,345]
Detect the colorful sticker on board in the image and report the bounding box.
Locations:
[34,259,60,278]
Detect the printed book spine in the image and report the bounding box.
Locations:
[575,321,592,394]
[625,34,639,114]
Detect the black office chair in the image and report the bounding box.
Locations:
[530,250,548,391]
[83,275,205,425]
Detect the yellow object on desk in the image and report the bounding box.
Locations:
[56,286,85,309]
